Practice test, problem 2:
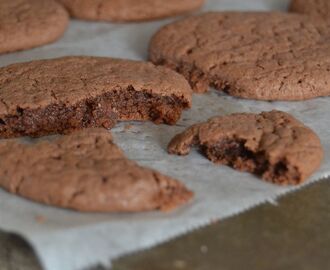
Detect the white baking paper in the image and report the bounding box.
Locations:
[0,0,329,269]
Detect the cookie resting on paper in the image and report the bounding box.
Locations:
[150,12,330,100]
[0,129,193,212]
[57,0,205,22]
[0,56,192,138]
[290,0,330,21]
[168,111,323,185]
[0,0,69,54]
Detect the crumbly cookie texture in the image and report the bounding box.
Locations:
[0,0,69,54]
[290,0,330,20]
[150,12,330,101]
[0,56,192,138]
[168,111,323,185]
[57,0,205,22]
[0,128,193,212]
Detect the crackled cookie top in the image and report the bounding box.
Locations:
[0,129,193,212]
[0,0,69,54]
[0,56,192,114]
[57,0,205,22]
[290,0,330,20]
[168,111,323,185]
[0,56,192,138]
[150,12,330,100]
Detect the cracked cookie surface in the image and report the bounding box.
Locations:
[57,0,204,22]
[0,0,69,54]
[0,128,193,212]
[290,0,330,21]
[0,56,192,138]
[168,111,323,185]
[150,12,330,100]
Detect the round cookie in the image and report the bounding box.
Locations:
[0,56,192,138]
[0,128,193,212]
[57,0,205,22]
[150,12,330,101]
[290,0,330,20]
[168,111,323,185]
[0,0,69,54]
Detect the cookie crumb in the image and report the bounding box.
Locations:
[124,124,133,131]
[35,215,46,224]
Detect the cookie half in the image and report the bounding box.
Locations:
[0,0,69,54]
[0,56,192,138]
[57,0,205,22]
[168,111,323,185]
[150,12,330,100]
[290,0,329,20]
[0,129,193,212]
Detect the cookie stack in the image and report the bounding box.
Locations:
[0,0,326,213]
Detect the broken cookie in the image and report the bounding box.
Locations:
[0,129,193,212]
[168,111,323,185]
[0,56,192,138]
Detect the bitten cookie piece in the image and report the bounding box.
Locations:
[0,0,69,54]
[168,111,323,185]
[0,56,192,138]
[0,129,193,212]
[290,0,329,20]
[150,12,330,100]
[57,0,205,22]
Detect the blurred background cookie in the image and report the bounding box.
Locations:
[150,12,330,101]
[0,0,69,54]
[290,0,330,21]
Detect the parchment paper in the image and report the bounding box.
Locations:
[1,1,329,270]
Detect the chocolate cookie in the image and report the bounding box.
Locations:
[57,0,205,22]
[0,56,192,138]
[168,111,323,185]
[150,12,330,100]
[0,0,69,54]
[0,128,193,212]
[290,0,329,20]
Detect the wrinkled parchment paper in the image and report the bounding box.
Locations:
[1,0,329,269]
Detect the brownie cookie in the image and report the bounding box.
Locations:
[290,0,329,20]
[0,56,192,138]
[150,12,330,100]
[0,0,69,54]
[0,128,193,212]
[168,111,323,185]
[57,0,205,22]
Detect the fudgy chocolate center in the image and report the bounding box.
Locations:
[204,138,300,184]
[0,88,188,138]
